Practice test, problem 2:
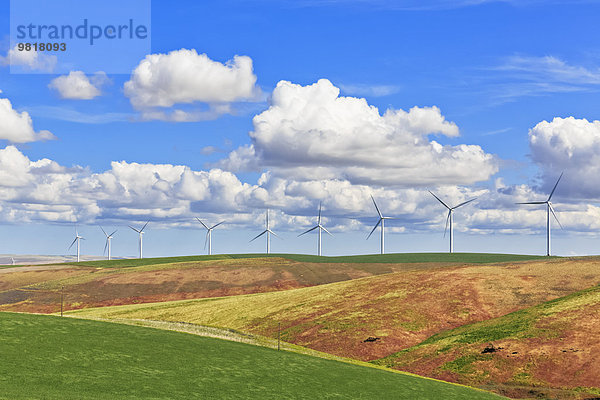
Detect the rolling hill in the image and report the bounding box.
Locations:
[69,256,600,362]
[0,253,547,313]
[0,312,503,399]
[373,283,600,399]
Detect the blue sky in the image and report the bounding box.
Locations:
[1,0,600,258]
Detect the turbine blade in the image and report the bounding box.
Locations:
[549,204,564,229]
[99,226,107,237]
[68,237,77,250]
[298,226,319,237]
[429,191,450,209]
[140,220,149,232]
[321,226,333,236]
[268,229,281,239]
[196,217,209,230]
[129,226,140,233]
[366,219,382,240]
[516,201,547,205]
[452,197,477,209]
[547,172,564,201]
[443,210,451,238]
[318,202,322,224]
[250,230,267,242]
[371,195,383,218]
[109,230,118,237]
[103,239,108,255]
[211,221,225,229]
[204,232,209,250]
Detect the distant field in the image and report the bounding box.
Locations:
[0,256,467,313]
[69,257,600,364]
[72,252,555,268]
[0,253,553,314]
[0,312,502,399]
[373,284,600,399]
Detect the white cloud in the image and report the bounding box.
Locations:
[497,55,600,85]
[0,145,598,238]
[481,55,600,103]
[0,95,55,143]
[220,79,497,186]
[124,49,261,121]
[529,116,600,199]
[48,71,110,100]
[0,46,56,72]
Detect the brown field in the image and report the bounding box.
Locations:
[0,257,456,313]
[375,283,600,399]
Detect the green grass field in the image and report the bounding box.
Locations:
[70,252,554,268]
[0,312,503,399]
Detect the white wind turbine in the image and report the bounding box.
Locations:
[517,172,564,256]
[250,209,279,254]
[129,221,149,259]
[196,218,225,255]
[68,228,84,262]
[298,202,332,256]
[100,226,117,260]
[429,191,477,253]
[367,196,397,254]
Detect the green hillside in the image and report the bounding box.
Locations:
[0,312,502,399]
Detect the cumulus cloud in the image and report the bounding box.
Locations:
[0,46,56,72]
[529,116,600,199]
[48,71,110,100]
[219,79,497,186]
[124,49,261,121]
[0,144,597,239]
[0,95,55,143]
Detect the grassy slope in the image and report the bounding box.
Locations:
[69,257,600,364]
[373,284,600,399]
[72,252,553,268]
[0,312,502,400]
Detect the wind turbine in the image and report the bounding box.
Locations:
[298,202,332,256]
[68,228,84,262]
[100,226,117,260]
[129,221,149,259]
[250,209,279,254]
[517,172,564,256]
[429,191,477,253]
[196,218,225,255]
[367,196,397,254]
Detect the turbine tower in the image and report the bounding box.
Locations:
[429,191,477,253]
[250,209,279,254]
[68,228,84,262]
[196,218,225,255]
[367,196,397,254]
[298,202,332,256]
[129,221,149,259]
[517,172,564,256]
[100,226,117,260]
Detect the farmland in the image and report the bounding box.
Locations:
[0,312,503,399]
